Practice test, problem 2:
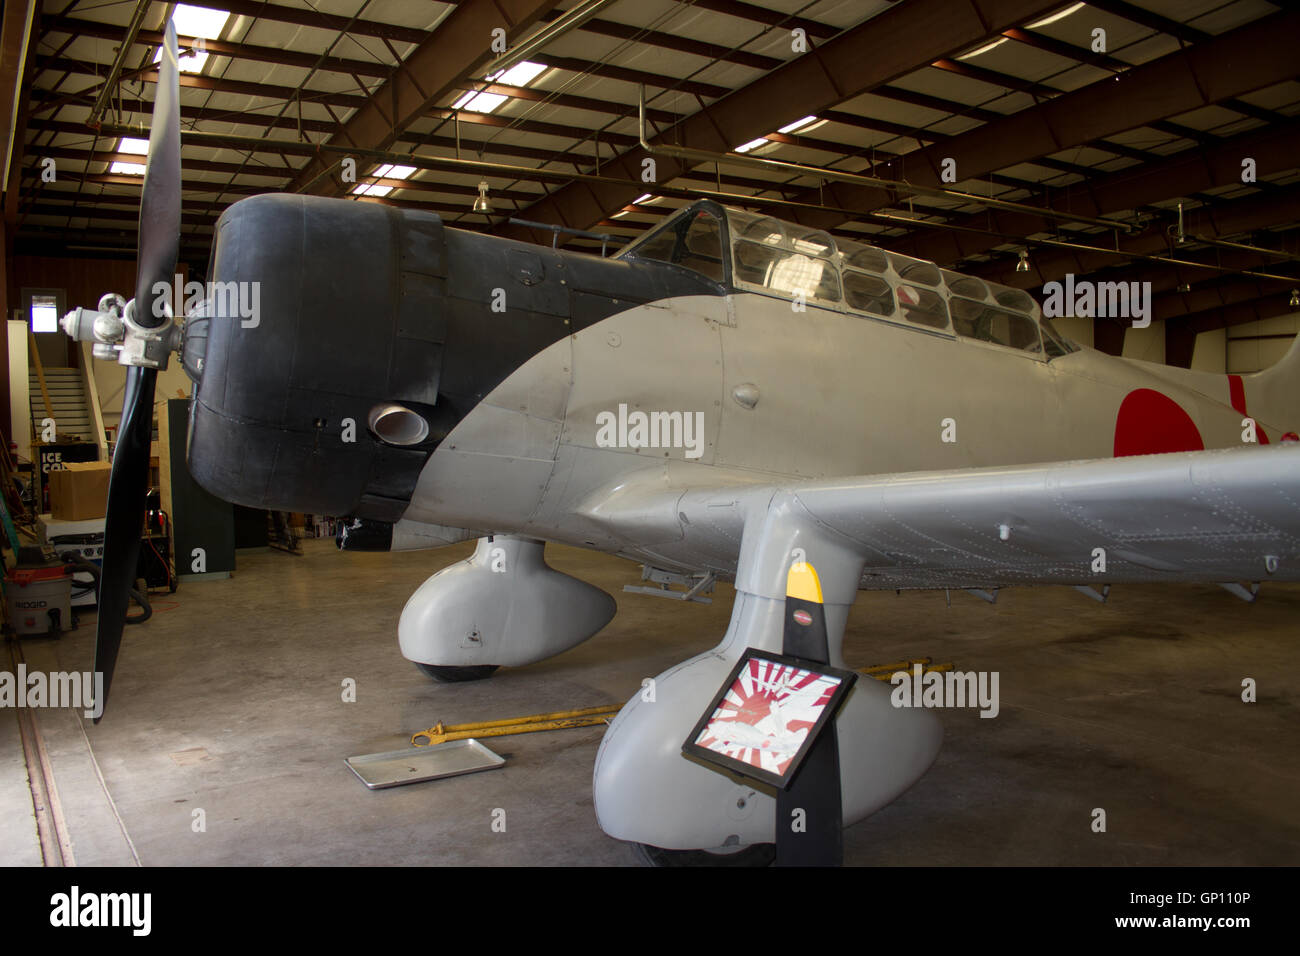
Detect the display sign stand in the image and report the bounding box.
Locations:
[682,561,854,866]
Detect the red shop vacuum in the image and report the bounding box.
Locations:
[5,546,74,636]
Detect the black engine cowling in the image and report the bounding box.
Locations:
[185,194,448,522]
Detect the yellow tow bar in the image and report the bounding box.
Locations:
[409,659,953,747]
[860,657,954,680]
[411,704,622,747]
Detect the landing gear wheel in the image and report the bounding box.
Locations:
[414,663,500,683]
[632,842,776,868]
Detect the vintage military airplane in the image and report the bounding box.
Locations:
[63,24,1300,863]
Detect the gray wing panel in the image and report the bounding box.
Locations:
[655,445,1300,590]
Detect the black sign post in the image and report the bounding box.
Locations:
[775,581,844,867]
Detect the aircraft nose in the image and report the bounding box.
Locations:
[183,193,449,522]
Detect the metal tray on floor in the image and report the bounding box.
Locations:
[345,738,504,789]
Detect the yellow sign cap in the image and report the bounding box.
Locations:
[786,561,824,603]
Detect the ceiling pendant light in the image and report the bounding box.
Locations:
[473,181,493,215]
[1016,250,1029,273]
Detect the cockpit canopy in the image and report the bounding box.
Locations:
[618,200,1078,359]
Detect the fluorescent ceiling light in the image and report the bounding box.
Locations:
[634,193,654,204]
[110,161,146,175]
[956,36,1008,60]
[372,163,416,180]
[155,4,230,73]
[1027,2,1085,29]
[778,115,818,134]
[352,183,393,197]
[118,137,150,155]
[735,137,770,154]
[488,61,547,87]
[453,90,509,113]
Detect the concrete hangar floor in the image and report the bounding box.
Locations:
[2,537,1297,867]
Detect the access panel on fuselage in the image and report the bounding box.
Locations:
[714,294,1069,478]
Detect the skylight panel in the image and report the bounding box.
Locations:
[957,37,1008,60]
[1027,3,1084,29]
[154,4,230,74]
[778,116,818,135]
[112,138,148,174]
[454,61,546,113]
[353,165,413,197]
[453,91,509,113]
[490,61,548,87]
[173,4,231,37]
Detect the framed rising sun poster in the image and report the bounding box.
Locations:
[682,648,857,790]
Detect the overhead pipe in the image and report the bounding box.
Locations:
[636,85,1136,236]
[1180,235,1300,263]
[978,232,1299,285]
[508,217,613,254]
[678,184,1300,284]
[86,0,152,130]
[2,0,39,188]
[88,127,1296,283]
[1171,202,1298,263]
[97,124,675,191]
[480,0,621,78]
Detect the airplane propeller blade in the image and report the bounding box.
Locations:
[94,21,181,721]
[134,20,181,326]
[95,366,158,719]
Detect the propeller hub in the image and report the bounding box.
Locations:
[118,298,183,369]
[61,295,183,370]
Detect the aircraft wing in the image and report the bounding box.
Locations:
[581,445,1300,595]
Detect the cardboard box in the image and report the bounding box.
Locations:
[49,461,112,521]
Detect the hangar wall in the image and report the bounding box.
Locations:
[4,254,192,438]
[1080,315,1299,376]
[1227,313,1300,373]
[1191,329,1228,372]
[1121,318,1165,365]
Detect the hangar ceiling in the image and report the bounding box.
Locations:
[4,0,1299,364]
